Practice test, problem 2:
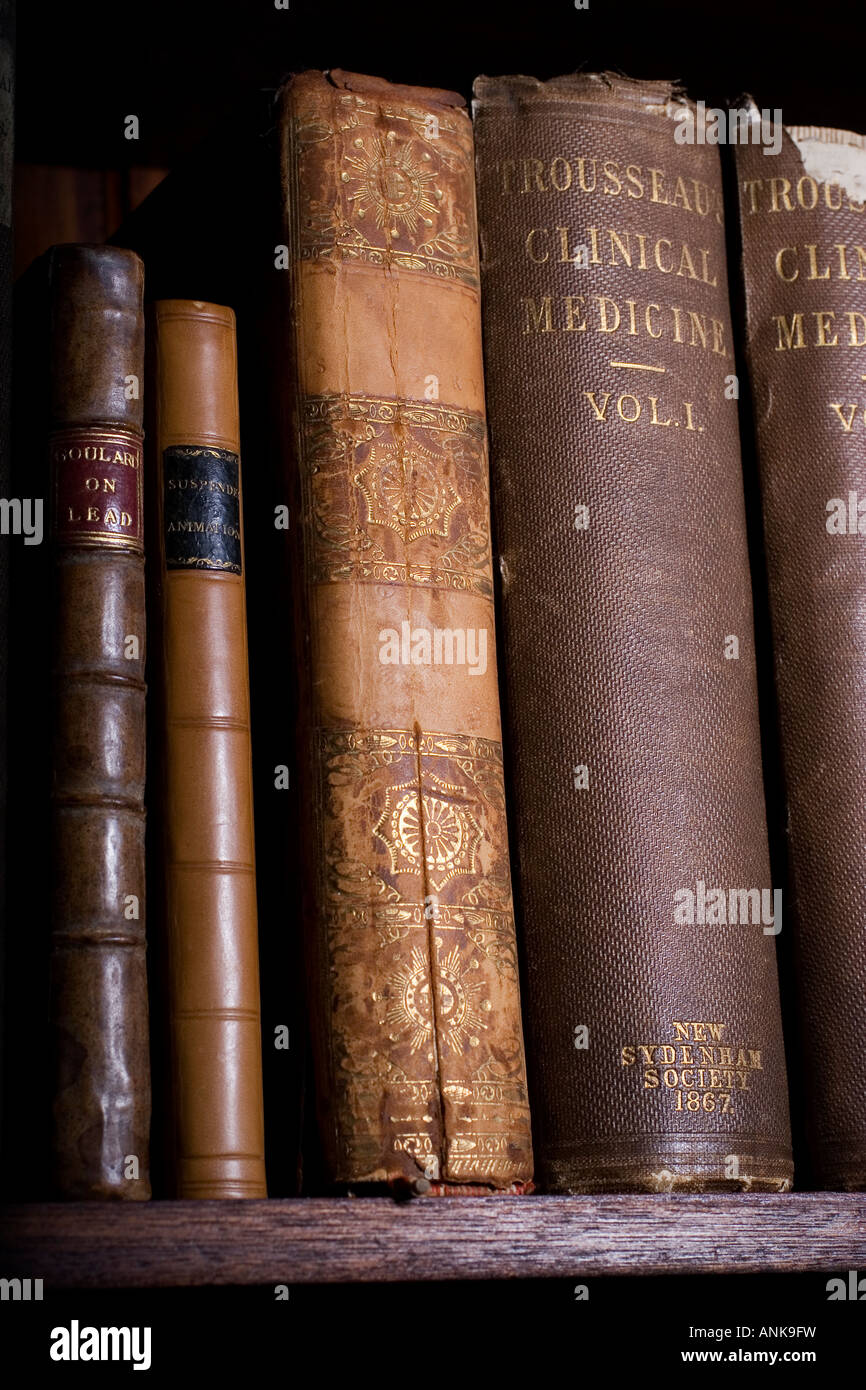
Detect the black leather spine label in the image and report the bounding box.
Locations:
[163,445,242,574]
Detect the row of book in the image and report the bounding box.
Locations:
[6,67,866,1198]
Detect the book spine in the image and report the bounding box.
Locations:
[149,299,266,1198]
[278,69,533,1189]
[48,244,150,1198]
[473,73,793,1192]
[735,123,866,1190]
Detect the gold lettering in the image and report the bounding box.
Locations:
[848,312,866,346]
[625,165,644,199]
[550,156,572,191]
[522,297,552,333]
[617,393,641,422]
[525,228,549,263]
[814,310,838,346]
[597,296,620,332]
[775,247,798,281]
[742,178,762,214]
[688,311,707,350]
[649,168,668,205]
[608,228,631,267]
[564,295,586,332]
[584,391,612,423]
[806,243,831,280]
[671,176,692,211]
[677,243,698,279]
[654,237,674,273]
[769,177,794,212]
[602,159,622,196]
[699,248,717,286]
[775,313,805,350]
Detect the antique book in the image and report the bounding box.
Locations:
[735,120,866,1190]
[277,69,533,1189]
[473,73,793,1192]
[148,298,267,1198]
[48,244,151,1198]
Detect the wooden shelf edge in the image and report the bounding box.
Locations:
[2,1193,865,1286]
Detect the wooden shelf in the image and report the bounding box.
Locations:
[2,1194,865,1286]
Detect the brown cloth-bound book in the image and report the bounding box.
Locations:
[148,300,266,1198]
[735,121,866,1190]
[277,69,533,1189]
[48,244,151,1198]
[473,74,793,1193]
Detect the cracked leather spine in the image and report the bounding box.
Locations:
[473,73,793,1193]
[277,69,533,1189]
[48,244,151,1199]
[148,299,267,1198]
[735,124,866,1190]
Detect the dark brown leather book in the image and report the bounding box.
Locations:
[278,69,533,1190]
[48,244,151,1198]
[148,298,266,1198]
[735,121,866,1190]
[473,73,793,1192]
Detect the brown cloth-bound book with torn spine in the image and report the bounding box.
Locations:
[735,121,866,1190]
[49,244,151,1198]
[148,299,266,1198]
[277,69,533,1190]
[473,74,793,1193]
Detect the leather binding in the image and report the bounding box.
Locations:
[473,74,793,1192]
[148,299,267,1198]
[48,244,151,1198]
[735,122,866,1189]
[278,70,533,1189]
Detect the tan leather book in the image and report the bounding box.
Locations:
[473,74,793,1192]
[148,299,266,1198]
[48,244,151,1199]
[277,70,533,1190]
[735,121,866,1190]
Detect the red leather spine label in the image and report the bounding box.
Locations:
[51,426,143,551]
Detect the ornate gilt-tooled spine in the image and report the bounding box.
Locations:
[48,245,151,1198]
[279,70,533,1189]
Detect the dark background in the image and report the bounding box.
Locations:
[2,0,865,1360]
[15,0,866,168]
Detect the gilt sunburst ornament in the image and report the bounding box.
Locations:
[373,785,482,892]
[354,440,461,543]
[380,941,488,1056]
[341,132,442,239]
